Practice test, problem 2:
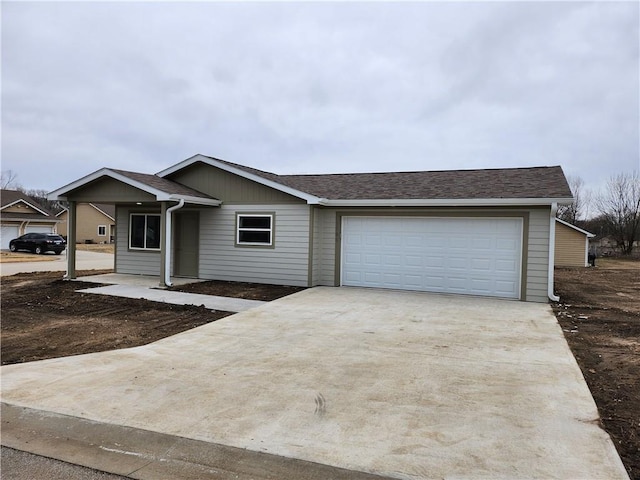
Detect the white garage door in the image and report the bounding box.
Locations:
[25,226,53,234]
[1,226,19,250]
[342,217,522,299]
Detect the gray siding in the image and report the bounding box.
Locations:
[199,204,310,286]
[313,208,337,286]
[115,206,161,276]
[69,178,156,203]
[525,208,551,302]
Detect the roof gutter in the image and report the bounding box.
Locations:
[164,199,185,287]
[548,202,560,302]
[317,197,574,207]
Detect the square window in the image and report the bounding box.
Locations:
[98,225,107,236]
[130,214,161,250]
[237,214,273,246]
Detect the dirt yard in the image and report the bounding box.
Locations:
[554,258,639,479]
[1,264,637,478]
[0,271,303,365]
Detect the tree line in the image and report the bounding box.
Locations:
[558,172,640,256]
[1,169,64,214]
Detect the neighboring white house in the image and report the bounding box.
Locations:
[48,154,574,302]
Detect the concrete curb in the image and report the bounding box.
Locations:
[1,403,395,480]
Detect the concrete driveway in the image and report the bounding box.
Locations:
[0,250,114,276]
[0,287,628,479]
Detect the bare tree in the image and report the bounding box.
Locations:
[1,170,20,190]
[557,175,591,224]
[595,171,640,255]
[19,188,62,213]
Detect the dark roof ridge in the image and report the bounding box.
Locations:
[281,165,564,179]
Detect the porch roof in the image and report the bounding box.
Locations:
[48,168,221,206]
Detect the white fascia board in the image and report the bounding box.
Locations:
[319,197,575,207]
[157,154,323,205]
[168,195,221,206]
[555,217,596,237]
[1,199,51,216]
[55,208,68,217]
[48,168,181,202]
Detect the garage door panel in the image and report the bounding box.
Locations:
[364,254,380,266]
[1,226,20,250]
[365,236,381,247]
[405,235,423,247]
[25,226,53,234]
[471,258,492,272]
[342,217,522,299]
[496,259,518,273]
[496,281,518,296]
[497,238,518,251]
[344,252,362,264]
[364,272,382,284]
[475,237,493,250]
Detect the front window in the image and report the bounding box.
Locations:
[130,214,161,250]
[237,214,273,246]
[98,225,107,236]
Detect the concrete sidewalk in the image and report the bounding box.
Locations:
[0,288,629,479]
[76,284,266,313]
[74,273,266,313]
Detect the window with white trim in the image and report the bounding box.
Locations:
[236,214,273,246]
[97,225,107,236]
[130,214,161,250]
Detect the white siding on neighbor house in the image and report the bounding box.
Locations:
[199,204,310,286]
[525,208,551,302]
[115,206,161,276]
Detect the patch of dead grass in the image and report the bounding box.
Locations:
[0,252,58,263]
[75,243,114,254]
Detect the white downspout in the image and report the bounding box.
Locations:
[548,202,560,302]
[164,199,185,287]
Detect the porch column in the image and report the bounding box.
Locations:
[65,201,77,280]
[159,201,168,288]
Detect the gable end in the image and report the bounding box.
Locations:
[166,163,305,204]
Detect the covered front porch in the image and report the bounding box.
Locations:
[48,168,220,287]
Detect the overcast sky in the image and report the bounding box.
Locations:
[2,1,639,195]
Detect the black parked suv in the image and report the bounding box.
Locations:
[9,233,67,255]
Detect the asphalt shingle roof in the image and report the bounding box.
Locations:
[282,166,572,200]
[110,169,217,200]
[204,156,572,200]
[1,189,55,215]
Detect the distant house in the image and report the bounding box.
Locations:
[57,203,116,244]
[554,218,595,267]
[0,189,59,250]
[48,154,574,302]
